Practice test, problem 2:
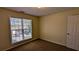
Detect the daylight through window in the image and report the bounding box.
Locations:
[10,17,32,44]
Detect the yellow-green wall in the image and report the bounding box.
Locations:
[40,8,79,46]
[0,8,39,50]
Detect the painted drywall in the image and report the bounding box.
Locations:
[39,8,79,46]
[0,8,39,50]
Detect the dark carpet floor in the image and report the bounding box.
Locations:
[9,39,76,51]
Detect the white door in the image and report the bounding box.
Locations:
[67,15,79,50]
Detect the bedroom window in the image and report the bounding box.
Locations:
[10,17,32,44]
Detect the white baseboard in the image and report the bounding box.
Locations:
[41,38,66,46]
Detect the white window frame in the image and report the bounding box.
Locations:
[10,17,32,44]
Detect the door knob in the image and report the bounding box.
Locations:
[67,33,70,35]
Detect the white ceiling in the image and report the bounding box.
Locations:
[6,7,77,16]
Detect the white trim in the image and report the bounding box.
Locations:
[41,38,65,46]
